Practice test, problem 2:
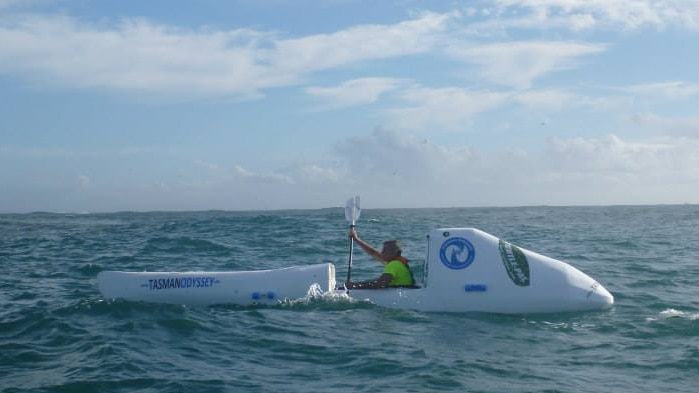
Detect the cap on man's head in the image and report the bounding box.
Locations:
[381,240,402,260]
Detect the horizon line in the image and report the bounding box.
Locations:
[2,201,697,215]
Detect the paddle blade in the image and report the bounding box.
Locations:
[344,196,361,225]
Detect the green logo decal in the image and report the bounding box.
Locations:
[498,240,530,287]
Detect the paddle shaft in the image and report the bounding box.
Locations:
[346,224,355,284]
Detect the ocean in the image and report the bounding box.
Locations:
[1,206,698,392]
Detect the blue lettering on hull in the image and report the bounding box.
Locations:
[146,277,219,291]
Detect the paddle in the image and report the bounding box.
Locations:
[344,196,361,287]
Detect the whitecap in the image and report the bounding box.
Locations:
[646,308,699,322]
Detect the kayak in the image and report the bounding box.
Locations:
[97,227,613,314]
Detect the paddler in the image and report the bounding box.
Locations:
[345,228,415,289]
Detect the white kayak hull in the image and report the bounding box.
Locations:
[98,263,336,306]
[97,228,613,314]
[371,227,613,314]
[340,228,613,314]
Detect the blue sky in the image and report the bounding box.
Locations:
[1,0,699,212]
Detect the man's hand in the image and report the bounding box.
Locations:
[348,228,384,263]
[349,227,359,240]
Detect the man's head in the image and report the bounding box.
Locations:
[381,240,402,260]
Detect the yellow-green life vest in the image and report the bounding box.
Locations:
[383,260,414,287]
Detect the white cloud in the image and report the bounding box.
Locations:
[336,128,473,182]
[281,164,342,184]
[193,160,221,172]
[490,0,699,31]
[0,12,455,98]
[542,133,699,205]
[510,81,698,114]
[447,41,607,88]
[273,11,457,73]
[0,16,276,97]
[547,134,673,173]
[385,87,510,131]
[6,130,699,211]
[512,89,577,111]
[328,130,699,206]
[232,165,294,184]
[631,113,699,138]
[305,78,406,109]
[621,81,699,99]
[513,89,632,112]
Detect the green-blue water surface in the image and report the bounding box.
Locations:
[1,206,698,392]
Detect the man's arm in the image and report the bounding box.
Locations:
[350,228,386,263]
[346,273,393,289]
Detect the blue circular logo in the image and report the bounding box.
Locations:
[439,237,475,270]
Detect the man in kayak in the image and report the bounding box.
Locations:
[345,228,415,289]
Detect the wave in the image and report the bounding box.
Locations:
[648,308,699,321]
[140,236,234,255]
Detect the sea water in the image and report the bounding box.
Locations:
[1,206,698,392]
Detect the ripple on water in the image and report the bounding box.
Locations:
[141,236,234,256]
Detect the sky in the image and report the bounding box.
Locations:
[1,0,699,212]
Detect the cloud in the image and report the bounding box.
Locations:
[5,130,699,211]
[384,87,510,131]
[193,160,221,172]
[232,165,294,184]
[513,89,632,112]
[378,84,628,133]
[509,81,698,114]
[0,16,275,97]
[542,133,699,205]
[272,11,457,73]
[512,89,577,111]
[336,128,473,181]
[0,3,695,103]
[620,81,699,99]
[631,113,699,138]
[281,164,342,184]
[333,129,699,206]
[305,78,406,110]
[489,0,699,31]
[230,163,344,186]
[0,12,455,98]
[547,134,673,173]
[447,41,607,88]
